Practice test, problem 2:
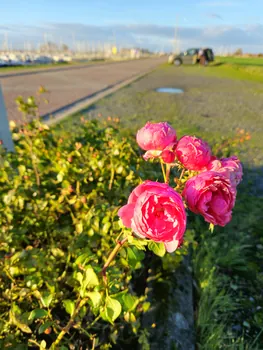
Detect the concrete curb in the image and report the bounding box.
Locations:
[45,65,160,126]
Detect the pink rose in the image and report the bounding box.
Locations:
[182,171,236,226]
[205,156,243,186]
[176,136,211,171]
[118,181,186,253]
[136,122,177,161]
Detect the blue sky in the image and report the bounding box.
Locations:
[1,0,263,52]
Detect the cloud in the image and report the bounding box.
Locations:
[2,22,263,53]
[206,13,223,19]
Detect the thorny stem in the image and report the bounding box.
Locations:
[101,237,128,284]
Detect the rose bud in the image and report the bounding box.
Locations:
[136,122,177,161]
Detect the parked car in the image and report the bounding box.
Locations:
[168,48,214,66]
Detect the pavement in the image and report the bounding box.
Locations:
[0,58,165,123]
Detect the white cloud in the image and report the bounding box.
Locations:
[2,22,263,53]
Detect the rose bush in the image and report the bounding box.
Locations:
[0,95,244,350]
[118,181,186,252]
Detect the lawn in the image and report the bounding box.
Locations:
[217,56,263,66]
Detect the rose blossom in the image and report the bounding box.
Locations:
[205,156,243,186]
[182,171,236,226]
[136,122,177,161]
[118,181,186,253]
[176,135,211,170]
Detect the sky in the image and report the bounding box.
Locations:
[1,0,263,53]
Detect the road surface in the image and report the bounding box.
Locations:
[0,58,164,123]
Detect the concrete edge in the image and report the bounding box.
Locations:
[45,65,159,126]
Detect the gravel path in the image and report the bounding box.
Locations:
[0,58,164,122]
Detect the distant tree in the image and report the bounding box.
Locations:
[61,44,69,52]
[40,41,59,53]
[234,48,243,56]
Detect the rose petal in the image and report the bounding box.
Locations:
[164,240,179,253]
[118,204,135,228]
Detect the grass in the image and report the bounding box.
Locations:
[57,61,263,348]
[217,56,263,66]
[181,61,263,84]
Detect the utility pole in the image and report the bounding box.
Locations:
[174,15,179,54]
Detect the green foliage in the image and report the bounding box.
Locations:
[0,118,157,349]
[148,241,166,257]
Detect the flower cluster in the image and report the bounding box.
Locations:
[119,122,242,253]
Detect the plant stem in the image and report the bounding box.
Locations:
[101,237,128,284]
[161,162,166,182]
[165,164,171,184]
[51,298,86,349]
[175,168,185,190]
[179,168,185,182]
[109,164,115,190]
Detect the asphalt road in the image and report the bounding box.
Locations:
[0,58,164,122]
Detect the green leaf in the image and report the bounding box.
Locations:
[122,294,138,311]
[87,291,102,309]
[38,321,53,334]
[51,247,64,258]
[41,294,53,308]
[127,246,145,269]
[102,222,111,234]
[128,235,148,250]
[57,172,64,182]
[80,267,99,297]
[18,165,26,176]
[142,302,151,312]
[10,307,32,334]
[148,241,166,257]
[63,300,75,316]
[75,251,92,266]
[28,308,48,321]
[76,222,83,234]
[40,340,46,349]
[75,272,83,285]
[17,322,32,334]
[101,296,122,324]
